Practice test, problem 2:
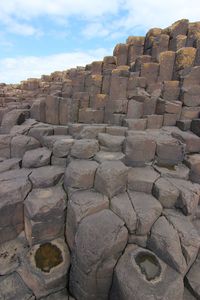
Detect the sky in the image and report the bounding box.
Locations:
[0,0,200,84]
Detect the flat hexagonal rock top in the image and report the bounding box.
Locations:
[29,166,65,188]
[24,186,67,221]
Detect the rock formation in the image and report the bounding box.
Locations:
[0,19,200,299]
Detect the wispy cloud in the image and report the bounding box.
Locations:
[0,48,111,84]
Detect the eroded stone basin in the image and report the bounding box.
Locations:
[35,242,63,273]
[135,251,161,281]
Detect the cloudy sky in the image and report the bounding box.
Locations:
[0,0,200,83]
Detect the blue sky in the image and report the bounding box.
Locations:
[0,0,200,83]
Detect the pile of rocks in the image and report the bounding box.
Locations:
[0,19,200,300]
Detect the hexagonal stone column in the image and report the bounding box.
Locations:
[94,161,128,198]
[69,209,128,300]
[18,238,70,299]
[110,245,184,300]
[24,186,67,246]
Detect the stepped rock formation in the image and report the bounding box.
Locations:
[1,19,200,299]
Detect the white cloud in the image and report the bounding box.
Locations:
[0,0,199,37]
[115,0,200,34]
[0,48,111,84]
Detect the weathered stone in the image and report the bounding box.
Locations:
[42,135,69,150]
[176,119,191,131]
[71,139,99,159]
[40,289,70,300]
[113,43,128,66]
[128,166,160,194]
[110,245,184,300]
[159,51,176,81]
[98,133,125,152]
[53,137,74,158]
[24,186,67,245]
[0,134,11,158]
[79,108,104,124]
[109,75,128,100]
[181,86,200,107]
[147,216,187,274]
[167,177,200,216]
[181,106,200,120]
[0,272,33,300]
[169,34,187,51]
[51,155,67,166]
[106,126,127,136]
[172,130,200,153]
[29,126,54,143]
[53,126,68,136]
[0,233,28,276]
[94,161,128,198]
[124,118,147,130]
[1,109,27,133]
[0,158,21,173]
[156,137,185,166]
[29,166,64,188]
[127,100,143,119]
[69,209,128,300]
[125,133,156,166]
[174,47,197,78]
[164,209,200,271]
[140,62,159,84]
[45,95,60,125]
[128,191,162,235]
[186,251,200,299]
[153,177,179,208]
[18,238,70,299]
[167,19,189,38]
[0,176,31,243]
[94,151,125,163]
[146,114,163,129]
[156,99,182,115]
[162,80,180,101]
[30,98,46,122]
[78,125,106,139]
[22,147,51,168]
[92,93,107,110]
[110,192,137,233]
[64,160,98,190]
[185,154,200,183]
[182,66,200,88]
[133,55,151,72]
[126,36,144,63]
[11,135,40,158]
[154,163,190,180]
[66,190,109,249]
[191,118,200,136]
[151,34,169,61]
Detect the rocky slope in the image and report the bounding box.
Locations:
[0,19,200,299]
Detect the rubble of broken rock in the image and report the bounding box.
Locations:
[0,19,200,300]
